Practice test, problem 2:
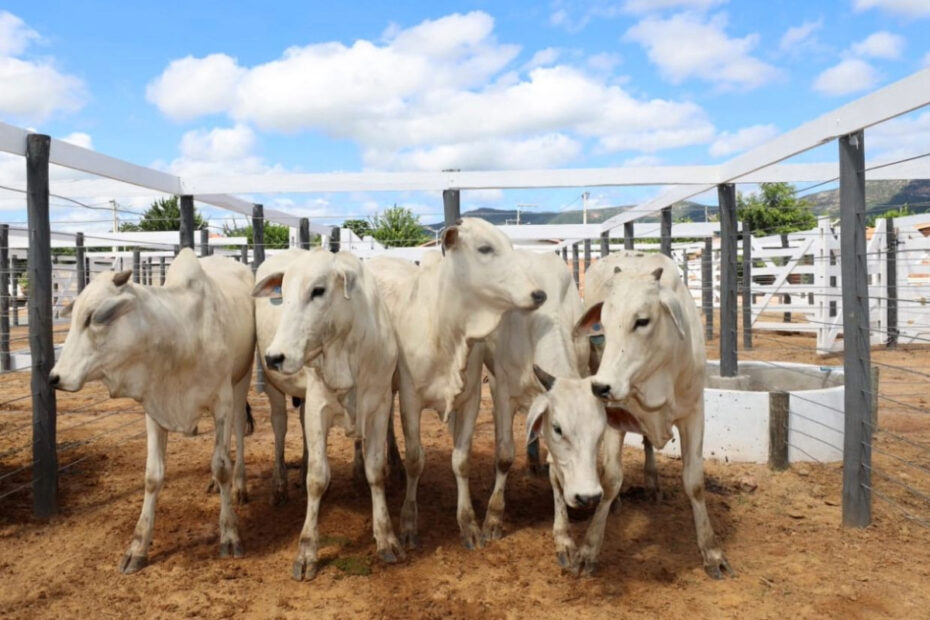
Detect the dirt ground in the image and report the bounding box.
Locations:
[2,329,930,619]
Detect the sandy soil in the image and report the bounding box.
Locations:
[1,330,930,619]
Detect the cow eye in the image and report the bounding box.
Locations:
[553,423,563,436]
[634,317,650,329]
[478,245,494,255]
[310,286,326,300]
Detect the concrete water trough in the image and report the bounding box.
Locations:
[627,361,849,466]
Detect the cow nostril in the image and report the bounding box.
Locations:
[575,493,602,508]
[531,290,547,306]
[265,353,285,371]
[49,373,60,387]
[591,382,611,400]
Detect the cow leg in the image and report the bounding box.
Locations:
[299,401,308,488]
[451,382,484,550]
[293,381,335,581]
[677,411,734,579]
[386,402,405,484]
[267,383,289,505]
[643,436,661,501]
[573,428,623,577]
[482,379,513,541]
[361,389,404,565]
[398,378,424,550]
[549,463,576,569]
[212,383,243,559]
[119,414,167,574]
[232,373,250,504]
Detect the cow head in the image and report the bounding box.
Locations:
[50,269,136,392]
[254,249,361,376]
[526,365,614,510]
[440,218,546,338]
[575,267,686,410]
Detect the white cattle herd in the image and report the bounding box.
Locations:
[49,217,733,581]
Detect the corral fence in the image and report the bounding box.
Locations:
[2,68,930,534]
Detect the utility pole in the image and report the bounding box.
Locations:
[582,192,589,225]
[110,199,119,256]
[515,203,536,226]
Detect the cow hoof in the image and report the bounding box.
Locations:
[571,545,598,577]
[704,555,735,580]
[378,545,405,564]
[292,558,320,581]
[219,540,244,558]
[118,553,148,574]
[482,521,504,542]
[400,530,420,550]
[460,525,486,550]
[556,550,572,569]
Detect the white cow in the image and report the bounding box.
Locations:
[366,218,546,549]
[481,250,590,540]
[255,249,403,581]
[50,249,255,573]
[575,250,733,579]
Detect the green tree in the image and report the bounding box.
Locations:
[369,206,429,247]
[221,221,294,249]
[737,182,816,235]
[119,196,206,232]
[343,219,372,239]
[866,203,911,227]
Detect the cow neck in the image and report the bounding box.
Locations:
[415,258,471,415]
[530,310,581,379]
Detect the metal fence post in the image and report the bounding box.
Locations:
[583,238,591,271]
[624,222,634,250]
[132,249,141,283]
[0,224,9,372]
[660,207,672,257]
[75,232,85,294]
[742,220,752,350]
[329,227,340,253]
[561,246,568,262]
[27,133,58,517]
[299,218,311,250]
[199,227,210,257]
[600,230,609,258]
[240,244,248,265]
[179,195,195,250]
[719,183,738,377]
[443,189,461,228]
[839,130,872,528]
[11,261,19,327]
[252,203,266,394]
[159,256,166,285]
[703,237,714,340]
[571,243,580,285]
[886,217,897,348]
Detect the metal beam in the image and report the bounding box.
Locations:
[840,130,872,528]
[660,207,672,257]
[742,220,752,350]
[719,184,738,376]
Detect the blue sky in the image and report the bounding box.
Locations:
[1,0,930,230]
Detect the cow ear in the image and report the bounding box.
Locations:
[659,287,686,339]
[92,295,134,326]
[652,267,663,281]
[112,270,132,287]
[333,253,360,300]
[526,394,549,446]
[440,225,459,252]
[253,272,284,298]
[60,299,74,318]
[574,302,603,339]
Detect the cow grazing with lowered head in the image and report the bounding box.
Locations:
[49,249,255,573]
[366,217,546,550]
[481,250,590,540]
[575,250,733,579]
[255,249,403,581]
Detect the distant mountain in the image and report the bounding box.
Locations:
[802,179,930,219]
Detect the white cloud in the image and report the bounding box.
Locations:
[147,12,715,171]
[866,110,930,163]
[622,0,727,13]
[624,12,779,89]
[923,52,930,67]
[145,53,245,121]
[853,0,930,18]
[779,19,822,53]
[622,155,663,166]
[813,58,879,95]
[709,124,778,157]
[852,31,905,59]
[587,52,621,72]
[524,47,561,71]
[0,11,86,122]
[60,132,93,149]
[178,125,255,162]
